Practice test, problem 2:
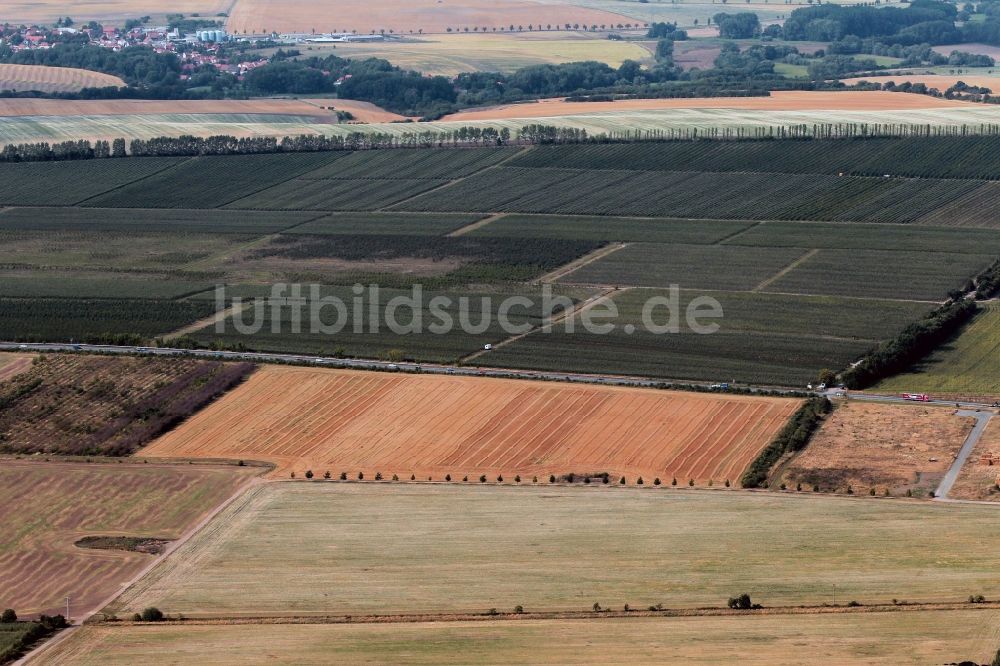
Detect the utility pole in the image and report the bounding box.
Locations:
[65,595,71,623]
[832,584,836,606]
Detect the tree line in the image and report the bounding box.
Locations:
[740,397,832,488]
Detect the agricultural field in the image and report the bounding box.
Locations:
[292,32,653,76]
[36,611,1000,665]
[0,299,217,342]
[0,1,229,24]
[0,353,33,382]
[225,0,634,35]
[876,303,1000,399]
[778,402,975,497]
[0,64,124,94]
[110,483,1000,616]
[2,140,998,385]
[950,418,1000,502]
[0,99,333,118]
[0,354,254,456]
[481,289,930,387]
[140,365,798,480]
[0,460,257,618]
[186,284,573,361]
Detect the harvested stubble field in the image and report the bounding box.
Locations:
[0,64,124,95]
[37,611,1000,665]
[0,353,34,382]
[140,365,799,481]
[440,90,967,122]
[110,483,1000,617]
[950,417,1000,502]
[302,32,653,76]
[0,1,230,24]
[0,460,257,618]
[0,354,254,457]
[778,402,975,497]
[876,303,1000,398]
[225,0,631,35]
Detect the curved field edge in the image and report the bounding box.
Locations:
[138,365,801,482]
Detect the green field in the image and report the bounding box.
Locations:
[39,611,1000,665]
[110,484,1000,617]
[482,289,928,386]
[876,302,1000,396]
[2,140,996,384]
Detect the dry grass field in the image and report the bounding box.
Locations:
[950,417,1000,502]
[779,402,974,497]
[301,98,409,122]
[226,0,632,35]
[0,352,34,382]
[110,483,1000,617]
[294,32,653,76]
[440,90,969,122]
[0,2,229,24]
[140,365,799,482]
[0,461,257,618]
[36,611,1000,665]
[0,65,124,94]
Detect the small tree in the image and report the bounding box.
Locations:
[592,602,602,612]
[392,474,399,481]
[497,474,504,483]
[725,479,731,488]
[514,605,524,614]
[654,478,661,486]
[1,609,16,623]
[688,479,694,487]
[463,475,469,482]
[375,472,383,481]
[340,472,347,480]
[846,485,853,495]
[358,472,364,480]
[411,474,416,481]
[515,475,521,483]
[305,470,314,479]
[549,474,556,483]
[140,607,164,622]
[323,471,331,479]
[727,594,752,610]
[672,478,677,486]
[532,476,538,483]
[796,483,802,491]
[290,472,295,479]
[480,475,488,483]
[637,477,644,485]
[446,474,452,482]
[619,476,626,485]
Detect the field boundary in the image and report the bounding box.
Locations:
[754,248,820,292]
[537,242,629,284]
[447,213,506,237]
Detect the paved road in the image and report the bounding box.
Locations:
[0,341,802,395]
[934,410,994,501]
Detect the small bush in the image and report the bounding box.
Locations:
[549,474,556,483]
[532,476,538,483]
[654,478,661,486]
[497,474,503,483]
[637,477,644,485]
[724,479,731,488]
[323,471,331,479]
[290,472,295,479]
[463,475,468,482]
[340,472,347,480]
[592,602,601,612]
[445,474,452,482]
[514,605,524,614]
[869,487,876,496]
[672,478,677,486]
[140,607,164,622]
[1,609,16,623]
[392,474,399,481]
[515,475,521,483]
[305,470,314,479]
[375,472,383,481]
[846,600,861,607]
[688,479,694,487]
[480,475,487,483]
[796,483,802,491]
[411,474,416,481]
[358,472,364,480]
[620,476,626,485]
[846,485,853,495]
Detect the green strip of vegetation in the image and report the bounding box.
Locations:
[842,299,979,390]
[975,260,1000,300]
[740,397,831,489]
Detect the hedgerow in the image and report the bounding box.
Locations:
[740,397,832,488]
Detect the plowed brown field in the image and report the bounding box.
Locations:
[0,461,257,618]
[141,366,800,482]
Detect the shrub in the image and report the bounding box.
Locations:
[480,475,487,483]
[515,475,521,483]
[584,476,591,484]
[672,478,677,486]
[592,602,601,612]
[140,607,164,622]
[532,476,538,483]
[463,475,468,482]
[305,470,314,479]
[620,476,626,485]
[727,594,753,610]
[567,472,575,483]
[637,477,644,485]
[796,483,802,491]
[869,487,876,496]
[969,594,987,603]
[340,472,347,480]
[602,475,609,484]
[358,472,364,480]
[549,474,556,483]
[624,603,631,611]
[497,474,503,482]
[846,600,862,607]
[445,474,452,481]
[688,479,694,486]
[392,474,399,481]
[132,613,142,622]
[654,478,661,486]
[323,471,331,479]
[846,485,854,495]
[779,483,786,491]
[725,479,731,488]
[410,474,416,481]
[290,472,295,479]
[375,472,383,481]
[514,605,524,614]
[487,608,498,616]
[1,609,16,623]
